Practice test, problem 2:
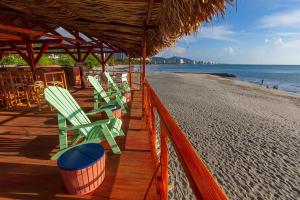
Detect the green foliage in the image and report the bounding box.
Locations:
[38,55,54,66]
[0,55,27,66]
[84,55,100,68]
[56,54,76,67]
[0,53,147,68]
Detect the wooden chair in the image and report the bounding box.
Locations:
[104,72,131,95]
[44,86,125,160]
[0,72,26,109]
[88,75,127,113]
[15,72,45,109]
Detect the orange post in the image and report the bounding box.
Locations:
[144,81,228,200]
[142,38,146,82]
[101,43,106,72]
[128,56,132,88]
[160,120,168,199]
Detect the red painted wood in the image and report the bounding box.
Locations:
[160,120,168,199]
[0,89,159,199]
[0,39,62,45]
[0,24,82,44]
[144,81,229,200]
[26,43,36,71]
[0,32,23,40]
[9,44,30,64]
[142,39,146,82]
[101,43,106,71]
[34,42,49,65]
[128,56,132,87]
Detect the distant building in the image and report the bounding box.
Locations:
[179,58,184,64]
[113,53,128,59]
[48,54,59,59]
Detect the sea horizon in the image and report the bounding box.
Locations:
[144,64,300,95]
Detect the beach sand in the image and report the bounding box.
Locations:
[147,73,300,200]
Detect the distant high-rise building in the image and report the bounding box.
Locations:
[180,58,184,64]
[113,53,128,59]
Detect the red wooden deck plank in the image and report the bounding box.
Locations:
[0,89,159,200]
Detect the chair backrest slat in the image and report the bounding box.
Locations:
[88,75,110,103]
[44,86,91,136]
[104,72,119,90]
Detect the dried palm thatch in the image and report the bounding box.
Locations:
[0,0,234,56]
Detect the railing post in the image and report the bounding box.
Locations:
[160,120,168,199]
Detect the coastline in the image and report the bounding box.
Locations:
[151,71,300,97]
[147,72,300,200]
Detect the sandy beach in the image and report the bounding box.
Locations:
[147,73,300,200]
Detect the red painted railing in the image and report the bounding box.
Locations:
[143,80,228,200]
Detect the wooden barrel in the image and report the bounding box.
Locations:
[101,104,122,119]
[123,92,131,103]
[57,143,106,195]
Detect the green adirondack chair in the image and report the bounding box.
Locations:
[104,72,131,94]
[44,86,125,160]
[88,75,127,113]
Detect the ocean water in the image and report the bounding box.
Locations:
[145,64,300,94]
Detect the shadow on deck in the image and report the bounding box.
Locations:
[0,89,159,200]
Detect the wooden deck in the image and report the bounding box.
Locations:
[0,89,159,200]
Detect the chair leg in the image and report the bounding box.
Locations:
[116,98,127,113]
[93,90,99,110]
[102,126,121,154]
[119,129,125,137]
[58,113,68,149]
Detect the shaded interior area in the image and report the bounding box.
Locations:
[0,89,159,200]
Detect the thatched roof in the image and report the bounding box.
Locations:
[0,0,233,56]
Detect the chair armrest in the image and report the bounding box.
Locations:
[63,119,111,131]
[87,108,115,119]
[86,108,107,115]
[108,93,120,99]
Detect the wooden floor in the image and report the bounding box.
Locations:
[0,89,159,200]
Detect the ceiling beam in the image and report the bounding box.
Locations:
[0,32,23,40]
[0,39,62,45]
[0,24,83,44]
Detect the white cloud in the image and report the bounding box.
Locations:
[224,47,236,55]
[259,10,300,28]
[160,45,186,56]
[197,25,236,41]
[264,36,300,49]
[276,32,300,37]
[282,39,300,49]
[265,37,284,46]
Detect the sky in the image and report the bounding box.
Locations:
[158,0,300,65]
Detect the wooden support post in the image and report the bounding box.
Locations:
[160,120,168,199]
[142,39,146,83]
[128,56,132,88]
[142,38,147,111]
[75,32,85,89]
[34,42,49,66]
[26,43,36,72]
[101,43,106,72]
[140,57,143,88]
